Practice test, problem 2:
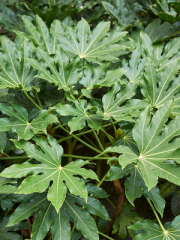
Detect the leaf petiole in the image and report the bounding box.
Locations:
[23,90,42,110]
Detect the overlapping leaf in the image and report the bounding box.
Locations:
[102,82,147,121]
[18,16,62,54]
[55,100,102,132]
[0,102,58,140]
[0,37,37,90]
[129,216,180,239]
[0,216,29,240]
[105,101,180,190]
[122,48,147,83]
[7,191,109,240]
[80,62,126,98]
[0,176,17,193]
[0,135,98,212]
[27,46,82,91]
[102,0,138,28]
[112,202,141,239]
[141,58,180,109]
[58,19,127,62]
[107,163,165,216]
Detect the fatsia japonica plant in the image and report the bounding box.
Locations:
[1,0,180,240]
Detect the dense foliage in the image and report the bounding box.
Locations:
[1,0,180,239]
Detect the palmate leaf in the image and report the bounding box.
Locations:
[80,62,126,98]
[0,216,30,240]
[55,100,102,133]
[102,0,138,28]
[7,191,109,240]
[103,82,147,121]
[27,46,82,91]
[129,216,180,240]
[140,31,180,71]
[112,202,141,239]
[18,16,62,54]
[122,48,147,83]
[0,135,98,212]
[0,102,58,140]
[106,101,180,190]
[107,163,165,216]
[0,37,37,90]
[141,58,180,109]
[58,19,127,62]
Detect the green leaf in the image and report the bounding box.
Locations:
[102,0,138,28]
[141,58,180,108]
[129,215,180,239]
[86,183,109,198]
[171,187,180,215]
[160,181,177,198]
[8,192,105,240]
[106,101,180,190]
[0,176,17,194]
[0,135,98,212]
[58,19,127,62]
[80,62,126,97]
[0,37,37,90]
[112,202,141,239]
[55,100,102,133]
[122,48,147,83]
[27,46,82,91]
[0,216,29,240]
[0,131,6,152]
[0,102,58,140]
[103,82,147,121]
[21,16,62,54]
[107,163,165,216]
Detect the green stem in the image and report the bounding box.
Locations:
[100,127,114,144]
[53,0,56,4]
[0,156,28,160]
[147,198,165,232]
[106,197,116,209]
[97,170,110,188]
[93,130,104,151]
[58,125,102,154]
[111,117,117,133]
[23,90,42,110]
[98,231,114,240]
[34,89,43,109]
[70,221,76,237]
[83,134,97,148]
[48,0,52,10]
[88,152,106,162]
[1,152,10,157]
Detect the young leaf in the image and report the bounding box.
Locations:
[27,46,82,91]
[58,19,127,62]
[112,202,141,239]
[103,82,147,121]
[0,102,58,140]
[80,62,126,98]
[129,215,180,239]
[122,48,147,83]
[106,101,180,190]
[141,58,180,109]
[0,37,37,90]
[55,100,102,133]
[0,135,98,212]
[21,16,62,54]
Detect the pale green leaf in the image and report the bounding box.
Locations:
[27,47,82,91]
[0,102,58,140]
[0,37,37,89]
[0,136,98,212]
[58,19,127,62]
[55,100,102,133]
